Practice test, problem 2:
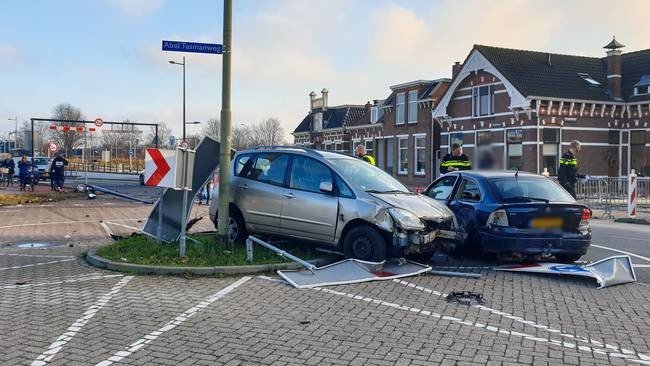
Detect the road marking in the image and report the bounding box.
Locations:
[94,276,252,366]
[105,221,141,232]
[310,284,650,365]
[1,274,123,290]
[591,244,650,262]
[634,264,650,268]
[0,254,75,258]
[99,222,113,238]
[31,276,133,366]
[0,258,76,271]
[393,278,648,361]
[0,218,145,230]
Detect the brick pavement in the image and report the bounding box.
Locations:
[1,198,649,365]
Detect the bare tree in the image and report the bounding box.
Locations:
[232,125,253,151]
[250,118,285,147]
[146,121,172,148]
[50,103,84,155]
[202,118,220,141]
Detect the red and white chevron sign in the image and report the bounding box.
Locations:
[629,170,637,218]
[49,125,96,132]
[144,148,175,188]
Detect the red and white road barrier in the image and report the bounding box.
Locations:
[49,125,96,132]
[629,169,637,218]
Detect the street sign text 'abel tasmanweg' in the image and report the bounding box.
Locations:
[162,40,223,54]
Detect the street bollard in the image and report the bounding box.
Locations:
[629,169,637,218]
[246,238,253,262]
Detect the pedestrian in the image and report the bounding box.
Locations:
[477,149,496,170]
[558,140,585,199]
[354,144,376,166]
[440,143,471,174]
[48,158,55,191]
[17,156,30,191]
[5,155,15,186]
[51,153,69,192]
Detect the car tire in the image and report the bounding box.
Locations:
[343,225,387,262]
[139,174,145,185]
[555,254,583,263]
[214,209,247,244]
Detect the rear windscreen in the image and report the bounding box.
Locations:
[490,178,575,203]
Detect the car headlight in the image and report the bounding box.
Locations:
[389,208,425,231]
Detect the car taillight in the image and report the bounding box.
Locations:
[579,208,591,231]
[488,209,509,227]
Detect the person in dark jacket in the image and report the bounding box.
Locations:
[355,144,376,166]
[1,156,14,186]
[17,156,30,191]
[440,144,471,174]
[51,154,69,192]
[558,140,584,199]
[477,149,496,170]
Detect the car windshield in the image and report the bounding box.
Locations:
[491,177,575,203]
[34,158,48,165]
[327,158,410,193]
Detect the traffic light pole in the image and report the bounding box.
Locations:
[216,0,232,242]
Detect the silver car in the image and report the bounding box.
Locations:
[209,147,459,261]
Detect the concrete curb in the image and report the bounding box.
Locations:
[86,249,331,275]
[614,217,650,225]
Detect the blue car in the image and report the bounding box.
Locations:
[424,171,592,263]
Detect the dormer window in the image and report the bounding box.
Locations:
[370,106,383,123]
[578,73,601,86]
[635,86,649,95]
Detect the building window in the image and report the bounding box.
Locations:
[386,138,394,174]
[477,131,492,145]
[376,139,385,169]
[636,86,649,95]
[543,144,559,176]
[506,129,523,170]
[334,142,343,152]
[371,106,383,123]
[324,143,333,151]
[312,113,322,132]
[578,73,601,86]
[396,93,405,125]
[364,139,373,155]
[450,132,464,150]
[472,85,494,117]
[398,137,408,175]
[414,136,425,176]
[408,90,418,123]
[609,130,620,145]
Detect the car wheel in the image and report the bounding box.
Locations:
[214,210,247,244]
[343,225,387,262]
[555,254,583,263]
[139,174,145,185]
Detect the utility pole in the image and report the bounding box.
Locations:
[217,0,232,242]
[8,116,17,150]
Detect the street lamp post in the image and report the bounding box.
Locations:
[168,57,186,143]
[8,116,17,150]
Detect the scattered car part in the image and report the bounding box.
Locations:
[493,255,636,288]
[278,257,431,289]
[446,291,485,306]
[247,235,316,273]
[429,270,482,278]
[81,184,154,204]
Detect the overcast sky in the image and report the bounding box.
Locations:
[1,0,649,139]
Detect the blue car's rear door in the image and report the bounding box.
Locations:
[448,177,482,235]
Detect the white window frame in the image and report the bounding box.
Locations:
[396,92,405,125]
[413,135,425,176]
[364,139,373,155]
[407,90,418,123]
[398,136,408,175]
[635,86,649,96]
[472,85,493,117]
[371,106,379,123]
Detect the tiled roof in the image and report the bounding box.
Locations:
[418,81,441,100]
[293,105,366,133]
[475,45,650,103]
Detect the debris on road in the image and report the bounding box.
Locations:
[429,270,482,278]
[493,255,637,288]
[446,291,485,306]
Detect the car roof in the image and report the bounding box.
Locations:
[457,170,543,179]
[237,146,356,160]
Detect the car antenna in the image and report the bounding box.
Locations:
[514,163,522,179]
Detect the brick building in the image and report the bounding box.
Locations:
[433,38,650,177]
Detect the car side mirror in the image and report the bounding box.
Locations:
[319,181,333,193]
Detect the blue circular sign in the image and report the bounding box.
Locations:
[549,265,588,273]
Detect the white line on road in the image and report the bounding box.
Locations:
[94,276,252,366]
[0,218,145,230]
[31,276,133,366]
[1,274,124,290]
[99,222,113,238]
[0,258,76,271]
[0,254,75,258]
[591,244,650,262]
[634,264,650,268]
[311,284,650,364]
[104,221,141,232]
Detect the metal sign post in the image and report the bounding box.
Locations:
[177,148,194,257]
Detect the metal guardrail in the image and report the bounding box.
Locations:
[67,162,143,174]
[551,176,650,213]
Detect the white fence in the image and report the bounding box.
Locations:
[553,176,650,213]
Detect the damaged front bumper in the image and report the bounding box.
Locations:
[391,227,461,256]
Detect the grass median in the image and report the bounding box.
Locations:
[97,233,323,267]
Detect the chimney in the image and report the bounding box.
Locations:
[365,101,372,114]
[309,91,316,112]
[604,36,625,100]
[452,62,462,79]
[321,88,329,111]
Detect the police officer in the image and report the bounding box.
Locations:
[440,143,471,174]
[558,140,584,199]
[355,144,376,166]
[51,153,69,192]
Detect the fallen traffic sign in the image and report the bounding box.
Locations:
[144,148,174,187]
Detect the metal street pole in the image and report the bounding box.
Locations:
[183,56,186,143]
[217,0,232,242]
[8,116,17,150]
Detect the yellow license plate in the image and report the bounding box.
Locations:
[530,217,563,229]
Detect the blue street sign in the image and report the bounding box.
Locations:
[162,40,223,54]
[129,149,134,157]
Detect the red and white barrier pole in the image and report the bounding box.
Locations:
[629,169,637,218]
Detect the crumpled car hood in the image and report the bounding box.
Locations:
[370,193,455,222]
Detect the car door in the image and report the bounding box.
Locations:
[281,155,339,243]
[448,177,482,236]
[425,174,460,203]
[235,152,290,234]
